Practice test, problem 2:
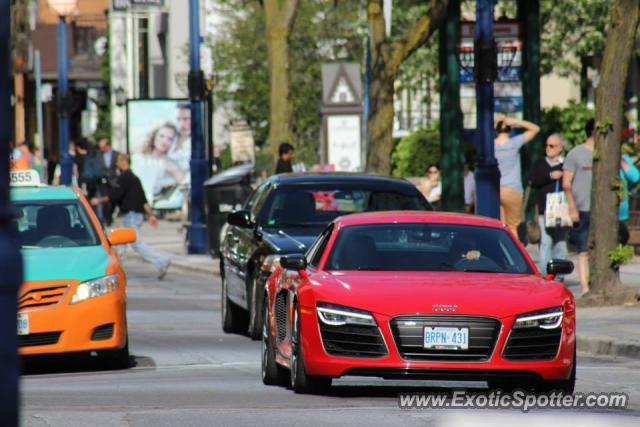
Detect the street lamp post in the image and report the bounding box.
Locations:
[187,0,208,254]
[48,0,77,186]
[473,0,500,219]
[1,0,23,423]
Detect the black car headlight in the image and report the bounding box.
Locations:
[316,303,376,327]
[513,307,563,330]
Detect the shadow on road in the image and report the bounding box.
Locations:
[21,354,156,376]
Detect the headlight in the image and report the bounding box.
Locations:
[317,303,376,326]
[71,274,119,304]
[513,307,563,330]
[261,255,281,273]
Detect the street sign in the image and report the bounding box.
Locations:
[112,0,164,11]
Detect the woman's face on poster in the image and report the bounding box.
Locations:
[154,126,176,154]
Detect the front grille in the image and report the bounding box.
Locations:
[19,332,62,347]
[319,323,387,358]
[503,327,562,360]
[275,292,287,341]
[91,323,114,341]
[18,285,69,310]
[390,315,500,361]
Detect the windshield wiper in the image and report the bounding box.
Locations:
[461,268,500,273]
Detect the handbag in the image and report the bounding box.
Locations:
[544,180,572,228]
[517,184,541,245]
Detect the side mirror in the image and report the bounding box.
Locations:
[280,255,307,271]
[109,228,136,246]
[227,210,253,228]
[546,259,574,276]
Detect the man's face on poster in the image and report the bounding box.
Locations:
[177,108,191,137]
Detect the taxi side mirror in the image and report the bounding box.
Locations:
[109,228,137,246]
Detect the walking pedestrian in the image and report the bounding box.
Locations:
[531,134,569,275]
[563,119,595,296]
[96,137,120,226]
[275,142,295,174]
[618,153,639,245]
[494,115,540,234]
[91,153,171,279]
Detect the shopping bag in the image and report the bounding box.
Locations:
[544,181,572,228]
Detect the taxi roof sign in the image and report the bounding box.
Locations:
[10,170,42,187]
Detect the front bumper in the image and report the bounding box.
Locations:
[18,282,127,356]
[300,307,575,381]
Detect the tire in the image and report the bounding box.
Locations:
[101,337,131,370]
[535,345,576,393]
[290,304,332,394]
[247,273,264,340]
[221,275,248,333]
[261,297,289,386]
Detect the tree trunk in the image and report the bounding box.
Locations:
[586,0,639,306]
[366,66,396,173]
[263,0,299,160]
[266,26,291,158]
[365,0,448,174]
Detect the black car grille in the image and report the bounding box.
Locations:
[390,315,500,361]
[19,332,62,347]
[319,323,387,358]
[503,327,562,361]
[91,323,115,341]
[275,292,287,342]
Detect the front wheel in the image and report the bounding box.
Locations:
[221,275,248,333]
[261,297,289,386]
[100,337,131,370]
[247,273,264,340]
[290,305,331,394]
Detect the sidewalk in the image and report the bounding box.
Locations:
[127,220,640,360]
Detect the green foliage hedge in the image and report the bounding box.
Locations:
[391,121,440,178]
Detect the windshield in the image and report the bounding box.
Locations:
[13,201,100,248]
[259,185,430,228]
[325,223,533,274]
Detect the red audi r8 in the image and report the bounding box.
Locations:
[262,211,576,394]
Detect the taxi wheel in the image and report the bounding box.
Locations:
[290,304,331,394]
[248,273,264,340]
[221,275,248,333]
[261,297,289,386]
[101,337,130,370]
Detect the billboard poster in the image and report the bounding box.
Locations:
[328,115,361,171]
[127,99,191,205]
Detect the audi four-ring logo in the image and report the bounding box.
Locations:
[432,304,458,313]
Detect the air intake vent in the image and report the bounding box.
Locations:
[503,327,562,361]
[275,292,287,342]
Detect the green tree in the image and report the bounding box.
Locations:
[540,101,594,150]
[391,121,440,178]
[210,0,362,170]
[586,0,639,306]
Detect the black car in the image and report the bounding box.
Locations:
[219,173,432,338]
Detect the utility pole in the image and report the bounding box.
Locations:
[187,0,208,254]
[439,0,464,212]
[0,0,23,423]
[56,14,73,185]
[473,0,500,219]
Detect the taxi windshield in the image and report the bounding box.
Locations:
[13,201,100,248]
[325,223,533,274]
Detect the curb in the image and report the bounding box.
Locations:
[577,333,640,360]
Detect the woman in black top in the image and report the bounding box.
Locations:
[530,134,569,275]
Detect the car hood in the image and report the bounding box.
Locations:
[261,227,322,254]
[307,271,572,319]
[21,246,110,283]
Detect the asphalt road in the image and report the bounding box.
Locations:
[20,259,640,426]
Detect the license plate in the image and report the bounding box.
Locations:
[424,327,468,350]
[17,313,29,336]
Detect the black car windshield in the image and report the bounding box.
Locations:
[13,201,100,248]
[325,223,533,274]
[259,185,430,228]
